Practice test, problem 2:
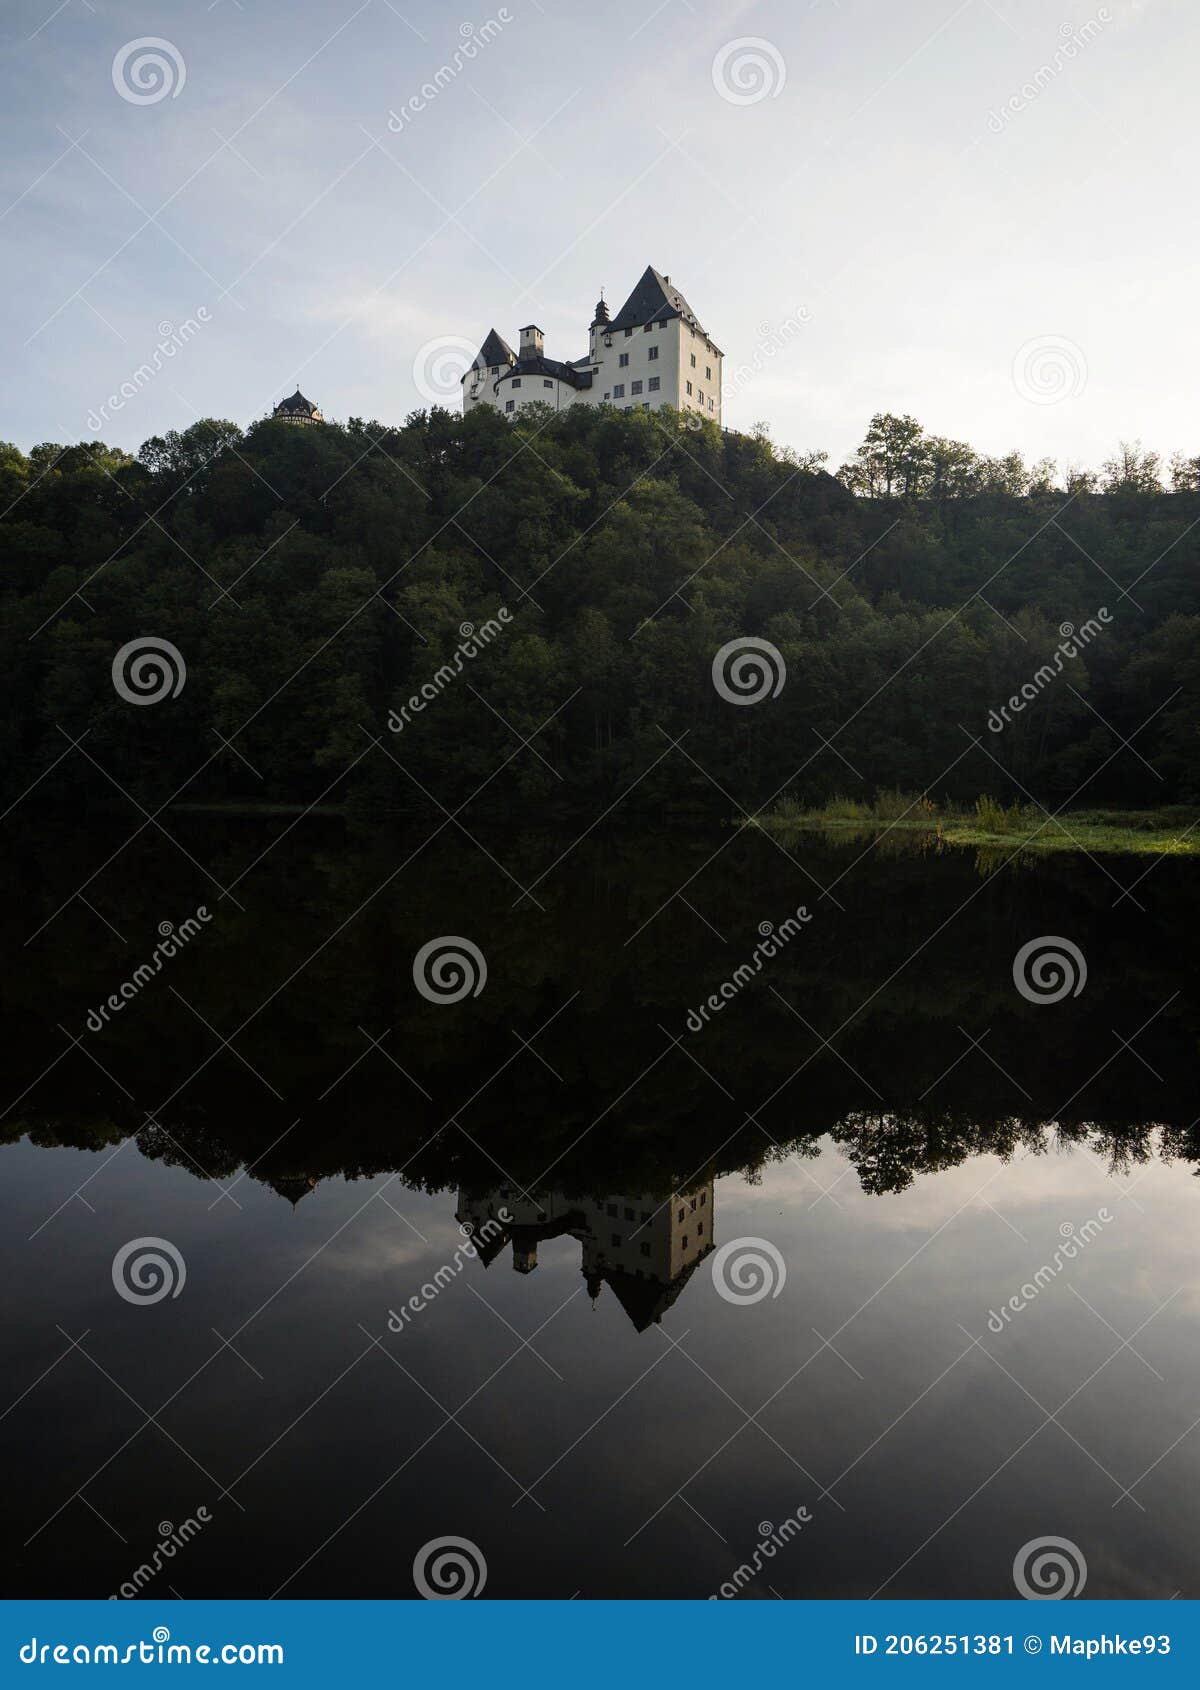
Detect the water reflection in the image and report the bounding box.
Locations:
[458,1181,715,1331]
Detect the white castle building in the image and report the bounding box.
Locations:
[462,266,723,426]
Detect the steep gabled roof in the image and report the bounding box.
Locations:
[606,266,708,337]
[471,328,516,372]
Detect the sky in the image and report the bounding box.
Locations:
[1,0,1193,471]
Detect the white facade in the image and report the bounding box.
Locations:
[462,266,722,427]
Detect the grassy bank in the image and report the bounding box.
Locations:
[749,793,1200,857]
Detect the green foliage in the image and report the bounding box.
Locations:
[2,405,1199,818]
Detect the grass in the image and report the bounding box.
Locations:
[751,793,1200,858]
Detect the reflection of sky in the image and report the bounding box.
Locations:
[2,1129,1198,1599]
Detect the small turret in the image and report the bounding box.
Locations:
[590,293,609,330]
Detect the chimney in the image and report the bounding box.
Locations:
[519,324,544,360]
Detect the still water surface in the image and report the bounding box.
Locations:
[2,819,1198,1598]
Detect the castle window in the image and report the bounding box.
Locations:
[631,380,642,395]
[624,1206,635,1221]
[690,353,696,367]
[706,366,712,380]
[619,352,629,367]
[641,1210,651,1223]
[709,398,715,410]
[624,327,632,338]
[689,1198,697,1212]
[686,381,692,395]
[682,1235,689,1250]
[611,1234,621,1247]
[677,1207,685,1222]
[657,317,668,327]
[698,390,704,403]
[544,378,553,388]
[511,378,521,388]
[642,403,649,410]
[648,345,658,361]
[612,383,624,398]
[648,376,660,391]
[607,1203,617,1216]
[640,1242,651,1257]
[643,323,651,332]
[505,401,514,412]
[698,1219,704,1235]
[700,1192,707,1205]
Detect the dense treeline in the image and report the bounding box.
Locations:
[1,404,1198,817]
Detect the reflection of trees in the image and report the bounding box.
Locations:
[4,823,1199,1204]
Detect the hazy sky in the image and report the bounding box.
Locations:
[2,0,1192,470]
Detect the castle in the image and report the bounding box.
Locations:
[462,265,723,425]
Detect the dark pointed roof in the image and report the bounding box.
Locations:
[274,389,320,418]
[471,329,516,372]
[591,295,610,329]
[606,266,710,339]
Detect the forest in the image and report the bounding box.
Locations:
[1,403,1197,820]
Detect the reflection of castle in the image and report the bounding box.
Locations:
[455,1182,715,1331]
